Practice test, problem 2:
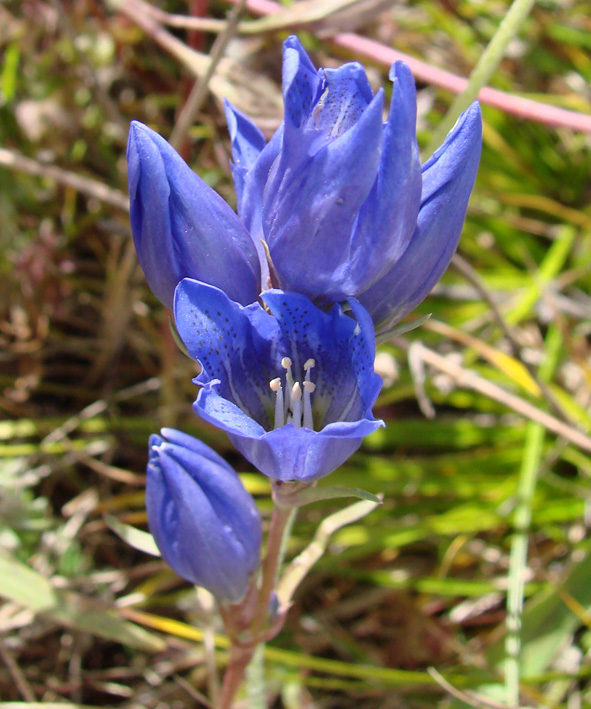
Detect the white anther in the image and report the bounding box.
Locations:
[303,380,315,430]
[281,356,292,369]
[270,378,284,429]
[290,382,302,428]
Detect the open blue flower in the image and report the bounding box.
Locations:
[128,35,481,328]
[147,428,262,603]
[173,280,384,482]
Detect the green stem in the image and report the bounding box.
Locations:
[218,643,256,709]
[424,0,536,159]
[504,325,560,706]
[504,421,544,706]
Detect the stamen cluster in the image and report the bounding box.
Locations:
[269,357,316,430]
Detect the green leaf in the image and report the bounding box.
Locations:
[0,550,165,652]
[288,485,383,507]
[104,513,160,556]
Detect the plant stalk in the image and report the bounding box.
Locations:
[219,642,256,709]
[219,496,296,707]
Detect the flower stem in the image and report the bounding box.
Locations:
[251,502,294,634]
[219,494,297,707]
[219,642,256,709]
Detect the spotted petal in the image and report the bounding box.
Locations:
[174,280,383,481]
[174,278,278,429]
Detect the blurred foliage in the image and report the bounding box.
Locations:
[1,0,591,707]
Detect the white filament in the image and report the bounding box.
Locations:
[269,377,284,429]
[303,380,316,430]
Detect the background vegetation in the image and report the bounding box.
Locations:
[1,0,591,707]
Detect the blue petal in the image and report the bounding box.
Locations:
[263,90,384,300]
[159,427,235,469]
[359,102,482,326]
[127,121,260,309]
[195,382,267,439]
[224,99,266,211]
[228,422,382,482]
[277,37,326,178]
[346,62,422,292]
[240,123,284,227]
[174,279,279,428]
[307,62,374,138]
[224,99,266,170]
[146,430,261,602]
[233,124,286,289]
[282,36,323,131]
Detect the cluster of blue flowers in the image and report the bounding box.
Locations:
[129,37,482,604]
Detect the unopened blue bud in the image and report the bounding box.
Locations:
[127,121,260,311]
[146,429,262,603]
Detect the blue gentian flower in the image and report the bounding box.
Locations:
[173,280,384,482]
[128,36,481,328]
[147,428,262,603]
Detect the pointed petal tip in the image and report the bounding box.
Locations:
[388,60,413,84]
[127,121,146,163]
[128,120,157,145]
[128,119,143,133]
[453,100,482,135]
[127,121,170,165]
[148,432,164,451]
[283,34,303,51]
[424,100,483,173]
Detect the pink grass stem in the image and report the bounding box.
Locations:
[227,0,591,134]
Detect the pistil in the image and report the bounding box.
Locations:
[290,383,302,428]
[281,357,294,419]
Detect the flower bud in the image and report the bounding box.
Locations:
[146,428,262,603]
[127,121,260,311]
